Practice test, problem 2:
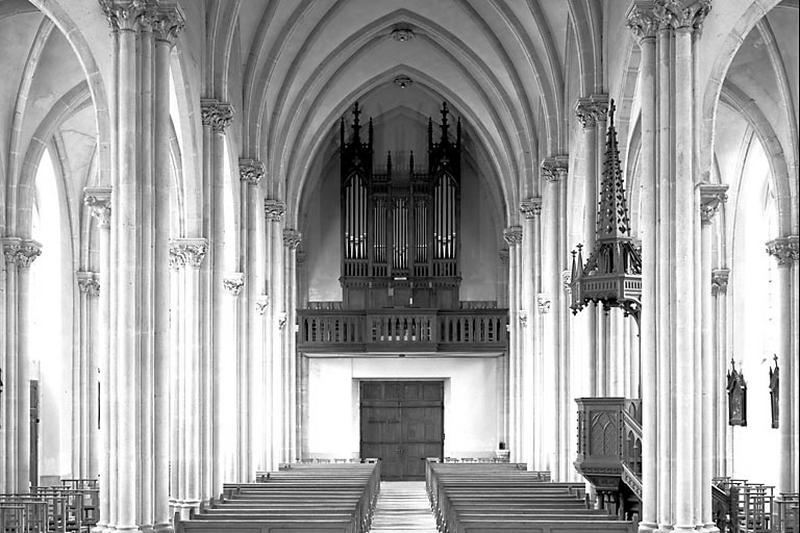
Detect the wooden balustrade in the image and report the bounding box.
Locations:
[297,308,508,352]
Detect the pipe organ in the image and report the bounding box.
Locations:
[340,102,462,309]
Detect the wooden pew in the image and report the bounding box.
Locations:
[175,461,380,533]
[426,460,637,533]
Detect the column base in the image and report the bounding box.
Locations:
[637,522,659,533]
[170,499,201,520]
[153,522,173,533]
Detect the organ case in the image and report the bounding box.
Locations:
[340,102,462,309]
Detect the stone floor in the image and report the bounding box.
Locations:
[369,481,440,532]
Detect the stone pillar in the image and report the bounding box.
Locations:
[283,229,301,462]
[169,238,208,518]
[627,4,658,526]
[99,1,183,529]
[503,226,523,462]
[1,238,41,493]
[498,248,510,446]
[84,188,111,533]
[521,198,546,471]
[541,157,569,479]
[222,272,244,482]
[152,11,183,531]
[700,184,727,528]
[200,98,234,501]
[627,1,714,530]
[75,270,100,481]
[574,95,608,397]
[766,235,799,495]
[264,199,286,469]
[711,268,729,478]
[239,158,264,481]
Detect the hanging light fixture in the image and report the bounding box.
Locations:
[569,99,642,321]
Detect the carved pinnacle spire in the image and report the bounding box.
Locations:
[352,101,361,143]
[440,101,450,144]
[597,99,631,240]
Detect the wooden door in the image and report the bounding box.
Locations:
[360,381,443,480]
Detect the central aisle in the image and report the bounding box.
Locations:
[369,481,440,532]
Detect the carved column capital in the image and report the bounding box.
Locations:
[149,3,185,44]
[84,187,112,228]
[5,240,43,269]
[223,272,245,296]
[2,238,21,264]
[561,269,572,294]
[77,271,100,297]
[627,1,659,41]
[537,293,551,314]
[277,312,288,330]
[518,310,528,328]
[239,158,265,186]
[99,0,151,32]
[654,0,712,33]
[575,95,609,129]
[200,99,234,133]
[502,226,523,246]
[541,156,569,183]
[519,197,542,219]
[699,183,728,224]
[283,229,302,249]
[264,199,286,222]
[169,238,208,269]
[711,268,729,296]
[766,235,799,266]
[255,294,270,315]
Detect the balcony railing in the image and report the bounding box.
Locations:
[297,308,508,352]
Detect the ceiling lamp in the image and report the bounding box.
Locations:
[393,75,413,89]
[570,99,642,321]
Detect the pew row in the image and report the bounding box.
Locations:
[426,460,637,533]
[175,461,380,533]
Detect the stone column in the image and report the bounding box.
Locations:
[574,95,608,397]
[283,229,301,462]
[627,1,714,530]
[711,268,729,477]
[152,10,183,531]
[239,158,264,481]
[503,226,523,462]
[541,157,569,479]
[1,238,41,493]
[700,184,727,528]
[766,236,799,495]
[265,199,286,469]
[75,270,100,480]
[169,238,207,518]
[498,249,510,445]
[99,1,183,529]
[521,198,547,471]
[84,188,111,533]
[627,3,658,527]
[222,272,244,482]
[200,98,234,501]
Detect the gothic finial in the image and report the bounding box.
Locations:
[369,117,374,147]
[596,98,631,240]
[387,151,392,174]
[456,117,462,148]
[428,117,433,150]
[440,101,449,143]
[409,150,415,171]
[352,101,361,143]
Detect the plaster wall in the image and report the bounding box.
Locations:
[304,355,502,459]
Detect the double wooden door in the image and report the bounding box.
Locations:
[360,381,443,480]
